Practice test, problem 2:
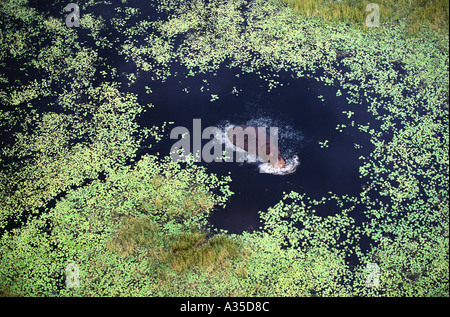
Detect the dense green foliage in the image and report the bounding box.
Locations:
[0,0,448,296]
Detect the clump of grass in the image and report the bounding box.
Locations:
[407,0,449,33]
[107,217,161,257]
[167,230,242,273]
[0,284,19,297]
[108,217,242,273]
[276,0,449,35]
[181,191,215,215]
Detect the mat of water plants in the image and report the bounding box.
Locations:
[0,0,448,297]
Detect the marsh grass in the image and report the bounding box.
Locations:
[0,284,18,297]
[182,191,215,214]
[107,217,162,257]
[167,231,242,273]
[108,217,242,273]
[275,0,449,35]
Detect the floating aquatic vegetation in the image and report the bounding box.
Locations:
[0,0,447,297]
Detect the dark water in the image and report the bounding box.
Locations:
[136,65,374,234]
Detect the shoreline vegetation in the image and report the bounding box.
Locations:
[0,0,448,296]
[276,0,449,37]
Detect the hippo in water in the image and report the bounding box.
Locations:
[226,126,286,168]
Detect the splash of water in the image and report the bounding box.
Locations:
[258,155,300,175]
[216,121,301,175]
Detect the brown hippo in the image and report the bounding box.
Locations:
[226,126,285,168]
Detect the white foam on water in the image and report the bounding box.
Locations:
[215,119,302,175]
[258,155,300,175]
